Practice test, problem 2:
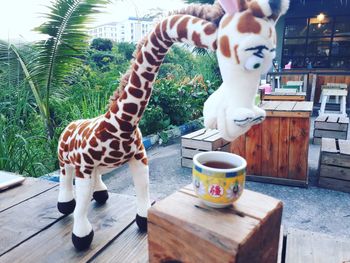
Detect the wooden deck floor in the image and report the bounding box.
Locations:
[1,177,349,263]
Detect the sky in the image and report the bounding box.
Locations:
[0,0,184,41]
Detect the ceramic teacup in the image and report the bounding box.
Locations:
[192,151,247,208]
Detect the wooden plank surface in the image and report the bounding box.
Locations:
[261,118,279,178]
[0,187,63,256]
[319,177,350,193]
[246,175,307,187]
[181,158,193,168]
[181,128,206,139]
[321,153,350,168]
[292,101,314,112]
[315,115,328,122]
[321,138,338,153]
[278,118,290,178]
[230,135,246,158]
[246,124,262,176]
[314,129,347,139]
[339,139,350,155]
[0,177,57,212]
[0,193,137,263]
[275,101,296,111]
[90,223,148,263]
[314,120,348,131]
[260,101,282,111]
[327,115,339,123]
[339,116,350,124]
[319,165,350,181]
[288,118,309,181]
[285,228,350,263]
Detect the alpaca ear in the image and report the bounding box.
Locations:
[218,0,240,15]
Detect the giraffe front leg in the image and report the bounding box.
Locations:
[129,157,151,232]
[93,174,109,204]
[72,175,95,251]
[57,163,76,215]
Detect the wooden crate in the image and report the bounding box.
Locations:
[313,115,349,144]
[148,185,283,263]
[181,128,230,168]
[318,138,350,193]
[231,101,313,187]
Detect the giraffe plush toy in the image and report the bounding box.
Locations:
[57,0,289,250]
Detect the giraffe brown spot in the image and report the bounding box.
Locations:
[213,40,218,50]
[121,92,128,100]
[150,34,161,50]
[78,122,89,135]
[104,157,119,164]
[144,51,158,66]
[105,111,111,119]
[116,117,134,132]
[96,129,115,142]
[161,20,172,42]
[192,31,207,48]
[192,18,200,24]
[269,27,272,38]
[69,139,75,151]
[134,152,144,160]
[90,137,98,147]
[110,140,120,150]
[170,15,181,29]
[130,72,141,87]
[123,103,138,115]
[221,15,234,28]
[204,24,216,35]
[122,141,131,152]
[134,64,139,71]
[59,161,65,167]
[68,123,77,131]
[177,16,190,40]
[100,121,118,133]
[137,106,146,118]
[249,1,265,18]
[237,11,261,34]
[141,72,155,82]
[234,44,240,64]
[84,169,92,175]
[110,151,123,158]
[83,153,94,165]
[121,113,133,122]
[238,0,248,11]
[110,102,119,114]
[137,52,143,64]
[61,169,66,175]
[62,131,70,142]
[268,13,279,21]
[88,148,103,161]
[75,167,84,178]
[82,128,91,139]
[128,87,144,99]
[60,142,65,149]
[85,165,94,169]
[220,36,231,58]
[120,132,131,139]
[124,152,134,160]
[141,158,148,165]
[76,153,81,164]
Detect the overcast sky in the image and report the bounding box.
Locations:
[0,0,184,41]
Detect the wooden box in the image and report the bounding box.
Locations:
[313,115,349,144]
[231,101,313,187]
[148,185,283,263]
[181,128,230,168]
[318,138,350,193]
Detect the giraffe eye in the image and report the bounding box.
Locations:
[245,56,264,71]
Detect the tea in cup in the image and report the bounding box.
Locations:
[192,151,247,208]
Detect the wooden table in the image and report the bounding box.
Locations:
[263,92,306,101]
[231,101,314,187]
[1,176,349,262]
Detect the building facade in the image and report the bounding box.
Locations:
[88,17,155,43]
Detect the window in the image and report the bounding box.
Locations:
[282,15,350,69]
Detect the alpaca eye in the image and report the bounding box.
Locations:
[245,56,264,71]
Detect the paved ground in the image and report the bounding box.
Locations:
[104,132,350,240]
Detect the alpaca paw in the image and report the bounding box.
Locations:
[72,230,94,251]
[232,108,255,127]
[57,199,76,215]
[136,214,148,232]
[93,190,109,204]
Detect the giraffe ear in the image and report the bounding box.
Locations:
[218,0,240,15]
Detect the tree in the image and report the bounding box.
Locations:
[91,38,113,51]
[0,0,108,139]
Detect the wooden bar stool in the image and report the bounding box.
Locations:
[319,88,348,117]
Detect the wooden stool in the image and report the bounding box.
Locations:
[148,185,283,263]
[319,138,350,193]
[319,88,347,117]
[181,129,229,168]
[313,115,349,144]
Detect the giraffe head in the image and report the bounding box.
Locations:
[203,0,289,141]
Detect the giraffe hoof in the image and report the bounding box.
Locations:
[57,199,76,215]
[136,214,148,232]
[93,190,109,204]
[72,230,94,251]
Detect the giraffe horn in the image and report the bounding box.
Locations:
[249,0,290,20]
[218,0,247,15]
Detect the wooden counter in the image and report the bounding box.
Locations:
[263,92,306,101]
[231,101,314,187]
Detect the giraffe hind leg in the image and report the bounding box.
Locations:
[93,173,109,204]
[57,164,76,215]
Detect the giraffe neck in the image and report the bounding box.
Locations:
[107,14,218,132]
